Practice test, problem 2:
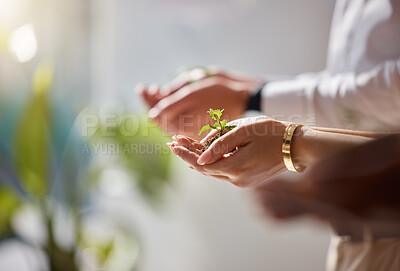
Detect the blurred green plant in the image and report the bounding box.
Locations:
[14,63,52,198]
[0,187,20,236]
[0,63,172,270]
[90,117,172,203]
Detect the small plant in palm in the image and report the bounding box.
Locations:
[199,108,236,137]
[199,108,236,151]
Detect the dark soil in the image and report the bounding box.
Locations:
[201,130,229,152]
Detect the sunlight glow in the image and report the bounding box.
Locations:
[8,23,37,63]
[0,0,26,28]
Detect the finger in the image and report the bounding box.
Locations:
[206,66,261,83]
[202,173,231,182]
[161,67,231,99]
[173,135,203,155]
[148,87,194,123]
[161,71,191,96]
[200,129,220,143]
[199,116,243,143]
[167,141,176,148]
[136,83,163,108]
[188,166,231,183]
[197,127,247,165]
[171,145,233,178]
[162,67,213,96]
[200,144,248,176]
[200,117,244,143]
[169,145,200,168]
[172,135,197,143]
[147,83,163,107]
[202,146,264,188]
[148,83,160,96]
[195,169,231,181]
[136,83,152,108]
[173,142,250,185]
[199,120,241,144]
[203,66,242,82]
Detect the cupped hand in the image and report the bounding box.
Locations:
[137,67,263,137]
[168,116,289,188]
[167,135,234,183]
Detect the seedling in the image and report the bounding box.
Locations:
[199,108,236,137]
[198,108,236,152]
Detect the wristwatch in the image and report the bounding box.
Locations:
[246,82,266,112]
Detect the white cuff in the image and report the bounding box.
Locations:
[261,79,310,124]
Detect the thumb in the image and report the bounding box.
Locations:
[197,127,246,165]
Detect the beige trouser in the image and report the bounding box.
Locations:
[326,234,400,271]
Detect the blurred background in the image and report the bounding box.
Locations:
[0,0,335,270]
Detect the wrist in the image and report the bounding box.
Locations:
[291,126,318,169]
[238,88,252,114]
[291,127,373,169]
[244,82,266,112]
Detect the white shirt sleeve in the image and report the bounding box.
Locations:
[261,58,400,131]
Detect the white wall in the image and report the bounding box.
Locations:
[89,0,335,270]
[90,0,334,105]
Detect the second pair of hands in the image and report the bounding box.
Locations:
[136,67,263,136]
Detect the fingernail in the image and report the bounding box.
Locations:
[171,135,177,141]
[174,135,185,142]
[197,151,211,165]
[168,141,178,149]
[148,108,159,119]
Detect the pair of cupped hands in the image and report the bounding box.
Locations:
[166,116,288,188]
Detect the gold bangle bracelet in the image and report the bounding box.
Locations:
[282,124,304,173]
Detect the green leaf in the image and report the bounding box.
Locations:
[214,122,220,128]
[207,108,224,121]
[207,108,216,120]
[14,64,54,198]
[0,187,21,236]
[225,125,236,131]
[199,125,214,136]
[32,63,53,96]
[220,120,227,129]
[90,117,173,204]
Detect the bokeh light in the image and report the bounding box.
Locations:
[8,23,37,63]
